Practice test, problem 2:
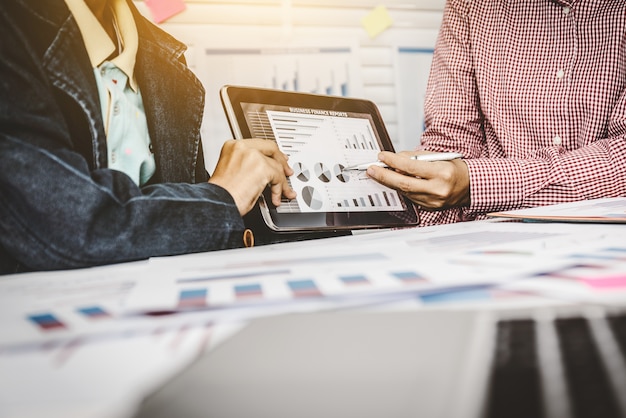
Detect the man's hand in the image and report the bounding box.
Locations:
[366,151,470,209]
[209,139,297,216]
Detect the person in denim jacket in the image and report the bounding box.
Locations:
[0,0,298,274]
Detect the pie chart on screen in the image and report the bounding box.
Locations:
[292,162,310,182]
[301,186,323,210]
[314,162,332,183]
[334,164,349,183]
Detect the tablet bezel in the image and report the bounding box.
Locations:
[220,85,419,232]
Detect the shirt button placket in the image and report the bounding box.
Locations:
[554,67,565,147]
[554,4,572,149]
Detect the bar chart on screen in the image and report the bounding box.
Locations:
[234,104,404,214]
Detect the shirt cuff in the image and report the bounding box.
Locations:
[463,158,526,215]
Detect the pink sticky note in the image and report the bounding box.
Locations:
[145,0,186,24]
[581,274,626,290]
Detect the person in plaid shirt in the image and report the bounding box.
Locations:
[368,0,626,226]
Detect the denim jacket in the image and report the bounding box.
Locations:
[0,0,246,274]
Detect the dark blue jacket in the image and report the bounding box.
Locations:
[0,0,246,274]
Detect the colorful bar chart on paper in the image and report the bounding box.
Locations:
[234,283,264,300]
[28,313,66,331]
[77,306,110,320]
[178,289,208,309]
[288,279,323,298]
[390,271,427,285]
[418,286,518,305]
[339,274,370,286]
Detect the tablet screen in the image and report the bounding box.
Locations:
[240,102,405,214]
[221,86,419,231]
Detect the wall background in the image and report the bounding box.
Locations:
[133,0,445,171]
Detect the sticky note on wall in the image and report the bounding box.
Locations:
[361,5,393,39]
[145,0,187,24]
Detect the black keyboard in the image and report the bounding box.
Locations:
[486,312,626,418]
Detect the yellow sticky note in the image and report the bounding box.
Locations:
[361,5,393,39]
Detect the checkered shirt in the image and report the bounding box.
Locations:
[419,0,626,226]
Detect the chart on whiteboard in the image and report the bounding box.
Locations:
[241,103,405,214]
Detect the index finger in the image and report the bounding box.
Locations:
[366,164,430,194]
[244,138,293,175]
[378,151,448,179]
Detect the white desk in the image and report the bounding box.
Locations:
[2,218,626,418]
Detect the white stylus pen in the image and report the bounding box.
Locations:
[342,152,464,171]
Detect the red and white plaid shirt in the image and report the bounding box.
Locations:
[419,0,626,226]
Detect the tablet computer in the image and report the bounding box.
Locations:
[220,85,419,232]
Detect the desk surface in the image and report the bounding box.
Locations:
[2,217,626,418]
